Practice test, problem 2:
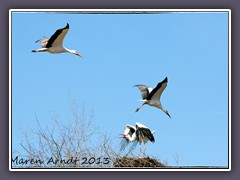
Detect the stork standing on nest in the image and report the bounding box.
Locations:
[134,77,171,118]
[119,122,155,156]
[32,23,82,57]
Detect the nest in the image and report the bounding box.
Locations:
[113,156,166,168]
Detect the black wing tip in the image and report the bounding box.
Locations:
[158,77,168,85]
[133,84,141,88]
[163,77,168,82]
[148,133,155,142]
[65,23,69,29]
[151,138,155,143]
[133,84,145,87]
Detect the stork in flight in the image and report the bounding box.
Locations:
[32,23,82,57]
[134,77,171,118]
[119,122,155,156]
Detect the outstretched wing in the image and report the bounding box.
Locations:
[35,37,49,48]
[147,77,168,101]
[124,124,135,137]
[134,85,152,100]
[46,23,69,48]
[136,123,155,143]
[119,124,135,151]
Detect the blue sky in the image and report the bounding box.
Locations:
[11,11,229,167]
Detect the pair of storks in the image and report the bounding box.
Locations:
[32,23,171,156]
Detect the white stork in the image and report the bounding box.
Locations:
[32,23,82,57]
[134,77,171,118]
[119,122,155,156]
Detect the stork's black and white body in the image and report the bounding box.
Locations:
[32,23,82,57]
[134,77,171,118]
[119,122,155,155]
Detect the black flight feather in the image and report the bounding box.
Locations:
[46,23,69,48]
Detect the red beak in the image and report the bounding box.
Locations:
[119,133,126,138]
[76,53,82,58]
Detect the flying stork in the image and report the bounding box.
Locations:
[134,77,171,118]
[32,23,82,57]
[119,122,155,156]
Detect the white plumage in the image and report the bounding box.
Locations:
[119,122,155,155]
[134,77,171,118]
[32,23,82,57]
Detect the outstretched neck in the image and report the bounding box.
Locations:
[158,105,167,113]
[160,106,167,113]
[157,104,164,111]
[158,105,171,118]
[64,48,75,54]
[64,48,81,57]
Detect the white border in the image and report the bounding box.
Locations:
[9,9,231,172]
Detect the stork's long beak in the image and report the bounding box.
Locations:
[76,53,82,58]
[119,134,126,138]
[166,112,171,118]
